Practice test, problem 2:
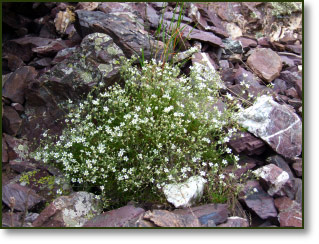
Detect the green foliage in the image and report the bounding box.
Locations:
[271,2,302,17]
[32,53,254,208]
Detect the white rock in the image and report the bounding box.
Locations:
[163,176,207,208]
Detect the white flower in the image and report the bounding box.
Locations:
[219,174,225,179]
[253,187,258,193]
[146,107,151,113]
[225,148,232,154]
[222,159,228,165]
[95,195,100,200]
[100,186,105,191]
[200,171,206,176]
[103,106,109,112]
[123,156,129,161]
[56,189,62,195]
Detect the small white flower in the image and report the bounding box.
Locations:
[219,174,225,179]
[103,106,109,112]
[100,186,105,191]
[56,189,62,195]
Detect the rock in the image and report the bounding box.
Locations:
[207,26,229,39]
[267,155,294,179]
[192,52,217,71]
[98,2,134,14]
[76,2,99,11]
[280,55,295,67]
[238,95,302,159]
[51,47,76,65]
[280,178,302,204]
[285,87,299,99]
[54,10,75,35]
[3,106,22,136]
[83,205,145,227]
[2,136,9,163]
[227,132,266,155]
[33,192,101,227]
[237,37,257,52]
[253,164,290,196]
[11,103,24,114]
[188,3,209,31]
[31,39,72,56]
[222,38,243,55]
[273,78,288,94]
[174,204,229,226]
[285,44,302,55]
[292,158,302,177]
[145,4,160,28]
[239,180,278,220]
[2,183,44,211]
[247,48,282,82]
[274,197,302,227]
[2,133,29,161]
[3,54,25,72]
[143,210,201,227]
[258,37,271,48]
[295,78,302,99]
[9,160,37,173]
[75,10,164,60]
[2,66,37,104]
[279,70,301,89]
[226,23,242,39]
[163,176,206,208]
[1,211,24,227]
[217,216,249,227]
[4,37,62,62]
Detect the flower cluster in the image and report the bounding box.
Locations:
[32,55,247,207]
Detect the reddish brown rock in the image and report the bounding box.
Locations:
[239,180,278,220]
[217,216,249,227]
[32,40,72,56]
[11,103,24,114]
[257,37,271,48]
[143,210,201,227]
[237,37,257,52]
[9,160,37,173]
[83,205,145,227]
[76,2,99,11]
[227,132,266,155]
[267,155,295,179]
[3,54,25,72]
[2,183,44,211]
[247,48,282,82]
[295,78,302,99]
[173,204,228,226]
[292,158,302,177]
[2,66,37,104]
[2,136,9,163]
[274,197,302,227]
[285,44,302,55]
[3,106,22,136]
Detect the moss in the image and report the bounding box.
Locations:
[271,2,302,17]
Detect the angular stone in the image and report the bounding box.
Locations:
[3,106,22,136]
[31,39,72,56]
[33,192,101,227]
[83,205,145,227]
[253,164,290,196]
[267,155,294,179]
[145,4,160,28]
[11,103,24,114]
[4,37,60,62]
[295,78,302,99]
[51,47,76,65]
[2,66,37,104]
[227,132,266,156]
[223,38,243,55]
[226,23,242,39]
[3,54,25,72]
[163,176,206,208]
[174,204,228,226]
[192,52,217,70]
[143,210,201,227]
[2,136,9,163]
[273,78,288,94]
[2,133,29,161]
[75,10,163,60]
[237,37,257,52]
[238,95,302,159]
[189,3,209,31]
[274,197,302,227]
[2,183,44,211]
[76,2,99,11]
[9,160,37,173]
[247,48,282,82]
[280,178,302,204]
[217,216,249,227]
[279,70,302,89]
[239,180,277,220]
[285,44,302,55]
[292,158,302,177]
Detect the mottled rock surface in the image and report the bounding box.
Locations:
[32,192,101,227]
[238,95,302,159]
[163,176,206,208]
[217,216,249,227]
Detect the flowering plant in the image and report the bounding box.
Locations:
[32,55,249,208]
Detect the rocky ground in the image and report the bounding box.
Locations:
[2,2,302,228]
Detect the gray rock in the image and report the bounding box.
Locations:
[238,95,302,159]
[33,192,101,227]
